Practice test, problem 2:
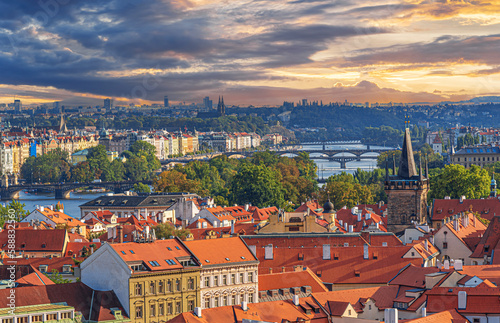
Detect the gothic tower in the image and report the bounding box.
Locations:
[385,128,429,233]
[217,96,226,116]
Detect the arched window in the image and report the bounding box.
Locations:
[135,283,142,296]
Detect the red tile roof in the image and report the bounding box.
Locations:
[243,235,422,285]
[426,286,500,314]
[471,215,500,259]
[336,207,388,232]
[111,238,196,272]
[432,198,500,222]
[258,268,328,293]
[313,286,399,312]
[0,282,128,321]
[389,263,442,289]
[405,309,467,322]
[458,265,500,286]
[14,257,77,273]
[188,223,259,240]
[184,237,257,266]
[65,241,102,257]
[0,229,67,252]
[15,268,55,286]
[249,206,278,221]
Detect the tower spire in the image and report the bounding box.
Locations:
[398,128,417,178]
[419,153,423,181]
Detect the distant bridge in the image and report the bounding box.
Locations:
[0,180,153,200]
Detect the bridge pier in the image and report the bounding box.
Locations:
[340,158,347,169]
[0,188,19,200]
[55,188,71,199]
[366,144,370,150]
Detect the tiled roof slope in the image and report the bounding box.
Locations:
[258,268,328,293]
[389,263,443,289]
[471,215,500,260]
[0,282,128,321]
[183,237,257,266]
[426,286,500,314]
[431,198,500,222]
[0,229,67,252]
[405,309,467,322]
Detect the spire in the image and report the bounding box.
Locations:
[419,153,423,181]
[59,114,67,133]
[392,153,396,176]
[385,157,389,181]
[425,155,429,178]
[398,128,417,179]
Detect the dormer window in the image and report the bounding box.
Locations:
[41,243,46,248]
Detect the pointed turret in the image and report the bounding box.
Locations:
[419,153,423,181]
[59,114,68,133]
[398,128,417,179]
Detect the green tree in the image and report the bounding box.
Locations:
[45,269,71,284]
[153,223,191,240]
[86,145,110,180]
[0,200,29,227]
[71,162,94,183]
[20,148,71,183]
[429,164,490,199]
[230,164,285,208]
[133,182,151,193]
[124,141,161,181]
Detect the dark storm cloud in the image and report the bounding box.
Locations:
[346,34,500,67]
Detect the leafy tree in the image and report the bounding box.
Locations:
[154,169,201,193]
[71,162,94,183]
[320,180,374,209]
[45,269,71,284]
[133,182,151,193]
[153,223,191,240]
[230,164,285,208]
[429,164,490,199]
[20,148,71,183]
[124,141,161,181]
[86,145,109,180]
[0,200,29,227]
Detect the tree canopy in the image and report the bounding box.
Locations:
[429,164,490,199]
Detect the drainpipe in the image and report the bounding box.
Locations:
[88,290,95,322]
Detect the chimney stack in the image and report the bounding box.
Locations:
[455,259,463,271]
[384,308,398,323]
[194,307,202,318]
[421,307,426,317]
[241,301,248,311]
[292,295,299,306]
[363,244,369,260]
[444,260,450,270]
[458,291,467,310]
[348,225,354,233]
[118,225,123,244]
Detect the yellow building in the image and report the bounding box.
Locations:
[81,238,201,322]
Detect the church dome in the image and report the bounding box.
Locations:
[323,200,334,213]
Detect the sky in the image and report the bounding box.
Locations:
[0,0,499,106]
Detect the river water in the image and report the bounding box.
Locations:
[8,144,394,217]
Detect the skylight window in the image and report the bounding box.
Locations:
[167,247,172,251]
[121,251,126,255]
[175,246,180,250]
[130,250,135,254]
[225,258,230,261]
[165,259,176,265]
[205,260,210,263]
[148,261,160,267]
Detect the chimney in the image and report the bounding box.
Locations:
[344,223,348,231]
[40,206,44,212]
[118,225,123,244]
[458,291,467,310]
[460,196,466,203]
[473,215,476,227]
[357,212,362,222]
[444,260,450,270]
[421,307,426,317]
[282,266,286,273]
[430,236,434,246]
[245,204,249,211]
[194,307,202,318]
[292,295,300,306]
[453,219,459,232]
[269,268,273,274]
[424,240,428,252]
[339,220,343,226]
[241,301,248,311]
[231,221,235,235]
[365,212,371,220]
[455,259,463,271]
[348,225,354,233]
[363,244,369,260]
[323,244,331,260]
[384,308,398,323]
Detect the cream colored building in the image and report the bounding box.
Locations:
[183,237,259,309]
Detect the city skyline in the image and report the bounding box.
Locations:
[0,0,499,106]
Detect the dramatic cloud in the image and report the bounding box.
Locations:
[0,0,498,105]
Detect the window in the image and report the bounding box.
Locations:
[176,279,180,291]
[2,319,13,323]
[205,297,211,308]
[135,283,142,296]
[150,282,155,294]
[241,292,245,303]
[188,278,195,290]
[443,242,448,249]
[167,303,173,315]
[136,306,143,319]
[214,296,219,307]
[231,294,236,305]
[369,305,372,310]
[32,316,43,323]
[223,295,228,306]
[231,274,236,284]
[473,319,480,323]
[175,301,181,314]
[248,272,254,283]
[249,293,254,303]
[348,309,352,315]
[159,281,164,293]
[188,300,194,311]
[167,280,172,292]
[60,313,71,319]
[150,304,155,317]
[204,276,210,287]
[222,275,227,285]
[17,318,28,323]
[213,276,218,286]
[239,273,244,284]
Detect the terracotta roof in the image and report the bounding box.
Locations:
[458,265,500,286]
[444,213,486,253]
[258,268,328,294]
[431,199,500,222]
[15,268,55,286]
[389,263,442,289]
[0,229,67,252]
[408,239,439,259]
[14,257,77,273]
[184,237,257,266]
[336,207,388,232]
[65,241,102,257]
[471,215,500,259]
[426,286,500,314]
[188,223,259,240]
[68,232,89,242]
[250,206,278,221]
[111,238,196,272]
[405,309,467,322]
[327,301,351,317]
[357,203,387,216]
[36,208,86,227]
[0,282,128,321]
[313,286,399,312]
[243,235,422,285]
[223,206,253,222]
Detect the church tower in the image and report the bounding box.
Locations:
[385,128,429,233]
